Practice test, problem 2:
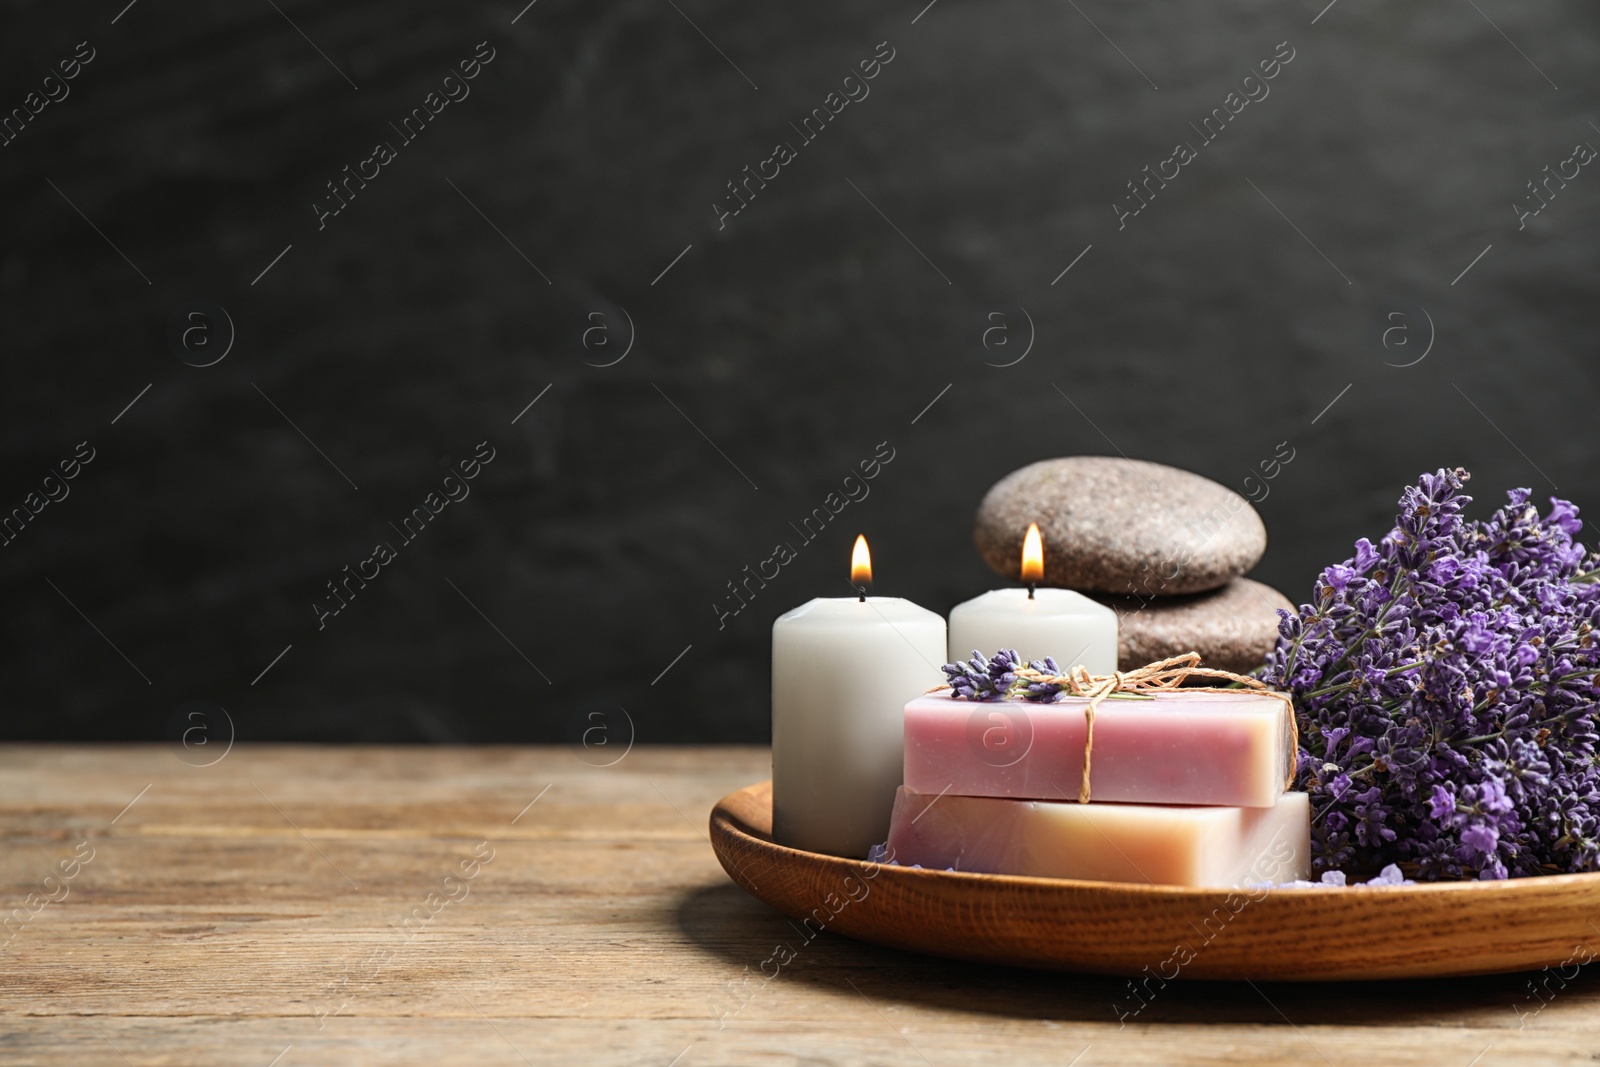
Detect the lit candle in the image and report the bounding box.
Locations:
[771,535,946,858]
[947,523,1117,671]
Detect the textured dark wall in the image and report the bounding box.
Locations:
[1,0,1596,742]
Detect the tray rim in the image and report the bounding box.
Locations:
[716,779,1600,898]
[709,779,1600,979]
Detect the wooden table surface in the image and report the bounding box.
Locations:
[1,745,1595,1066]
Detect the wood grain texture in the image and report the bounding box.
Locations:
[713,781,1600,981]
[3,745,1600,1066]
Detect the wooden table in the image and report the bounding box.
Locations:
[0,746,1592,1066]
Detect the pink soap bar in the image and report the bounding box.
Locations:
[885,786,1311,886]
[904,690,1292,807]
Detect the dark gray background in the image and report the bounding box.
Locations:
[1,0,1595,742]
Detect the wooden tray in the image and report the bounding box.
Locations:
[710,780,1600,980]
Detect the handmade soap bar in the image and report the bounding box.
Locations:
[884,786,1310,886]
[904,690,1291,807]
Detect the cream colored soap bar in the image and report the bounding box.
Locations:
[884,787,1310,887]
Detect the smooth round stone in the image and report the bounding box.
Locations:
[974,457,1266,596]
[1092,578,1295,675]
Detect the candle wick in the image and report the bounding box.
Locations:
[858,588,867,602]
[1028,583,1036,601]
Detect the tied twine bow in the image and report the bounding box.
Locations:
[935,652,1298,804]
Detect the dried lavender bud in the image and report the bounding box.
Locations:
[1024,657,1066,703]
[942,649,1027,701]
[1262,467,1600,880]
[987,648,1021,694]
[942,650,1078,702]
[942,650,1005,701]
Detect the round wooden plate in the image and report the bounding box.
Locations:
[710,780,1600,980]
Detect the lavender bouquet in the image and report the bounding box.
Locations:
[1263,468,1600,880]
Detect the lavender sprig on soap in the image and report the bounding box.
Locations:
[941,649,1065,702]
[1262,467,1600,881]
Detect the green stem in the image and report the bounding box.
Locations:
[1302,662,1423,700]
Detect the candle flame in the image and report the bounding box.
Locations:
[1021,523,1044,583]
[851,534,872,588]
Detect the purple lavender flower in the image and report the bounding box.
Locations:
[942,649,1020,701]
[1025,657,1067,703]
[941,650,1070,703]
[1263,467,1600,880]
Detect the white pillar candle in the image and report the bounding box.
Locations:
[947,588,1117,672]
[771,537,946,859]
[948,522,1117,670]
